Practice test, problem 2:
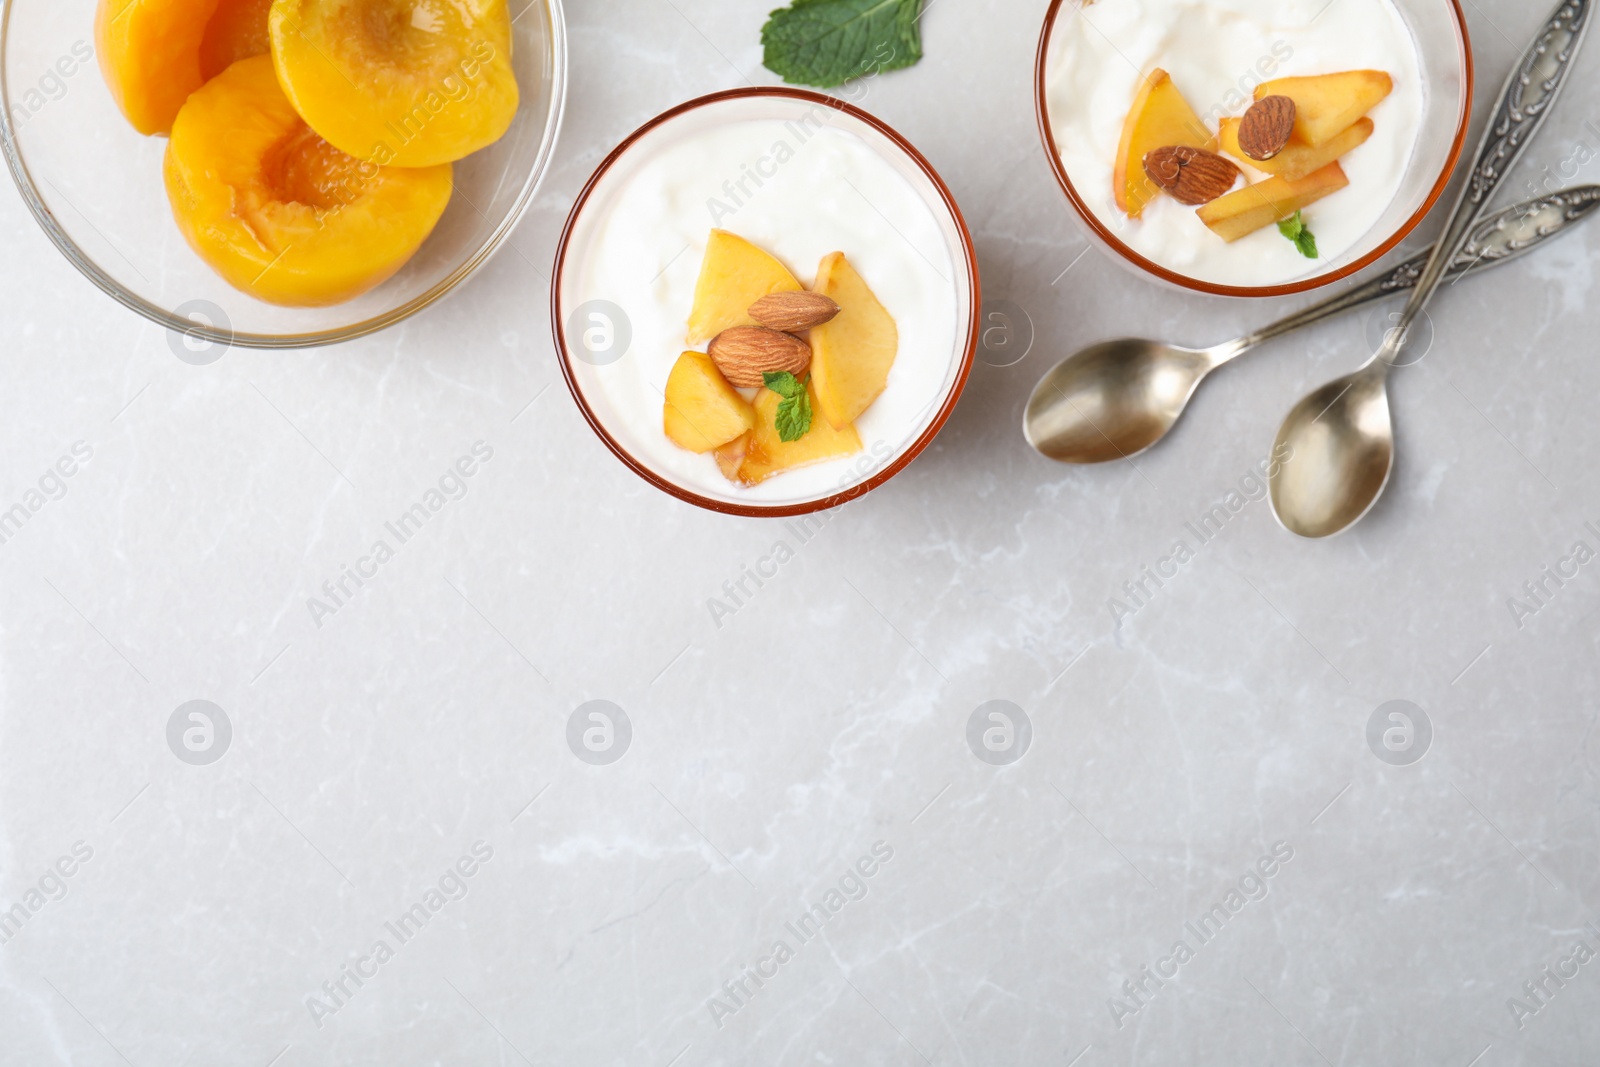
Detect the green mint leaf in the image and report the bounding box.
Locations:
[763,370,805,400]
[761,0,924,90]
[1277,210,1319,259]
[775,389,813,442]
[765,372,814,441]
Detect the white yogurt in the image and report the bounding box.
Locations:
[568,117,960,504]
[1046,0,1426,286]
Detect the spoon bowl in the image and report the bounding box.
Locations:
[1270,365,1394,539]
[1266,0,1590,538]
[1024,339,1212,463]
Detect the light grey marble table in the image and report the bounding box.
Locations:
[3,1,1599,1064]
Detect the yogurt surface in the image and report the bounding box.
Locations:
[567,116,961,504]
[1046,0,1426,286]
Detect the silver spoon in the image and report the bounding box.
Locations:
[1024,186,1600,464]
[1270,0,1592,538]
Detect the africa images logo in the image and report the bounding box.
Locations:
[305,842,494,1028]
[1107,841,1295,1028]
[704,842,894,1029]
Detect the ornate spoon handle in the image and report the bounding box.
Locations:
[1374,184,1600,292]
[1229,185,1600,355]
[1389,0,1592,344]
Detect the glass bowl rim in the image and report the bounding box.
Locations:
[1031,0,1475,298]
[0,0,569,349]
[549,86,982,519]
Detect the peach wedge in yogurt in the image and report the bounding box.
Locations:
[661,230,898,488]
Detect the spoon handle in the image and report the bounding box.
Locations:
[1224,185,1600,358]
[1373,185,1600,293]
[1385,0,1592,352]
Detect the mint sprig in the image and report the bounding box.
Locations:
[763,371,814,443]
[760,0,925,89]
[1277,210,1319,259]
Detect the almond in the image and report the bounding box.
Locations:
[748,291,840,333]
[1142,145,1239,206]
[707,327,812,388]
[1237,95,1296,161]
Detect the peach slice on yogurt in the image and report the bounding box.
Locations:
[662,351,757,453]
[1197,161,1348,242]
[808,251,898,431]
[1114,68,1212,218]
[735,384,863,486]
[1220,116,1373,183]
[686,230,803,345]
[1254,71,1393,147]
[713,433,752,483]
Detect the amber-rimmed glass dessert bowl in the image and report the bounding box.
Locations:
[553,88,980,517]
[1035,0,1472,297]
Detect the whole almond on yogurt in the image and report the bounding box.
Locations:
[748,291,841,333]
[708,326,812,387]
[1142,145,1239,206]
[1237,96,1297,160]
